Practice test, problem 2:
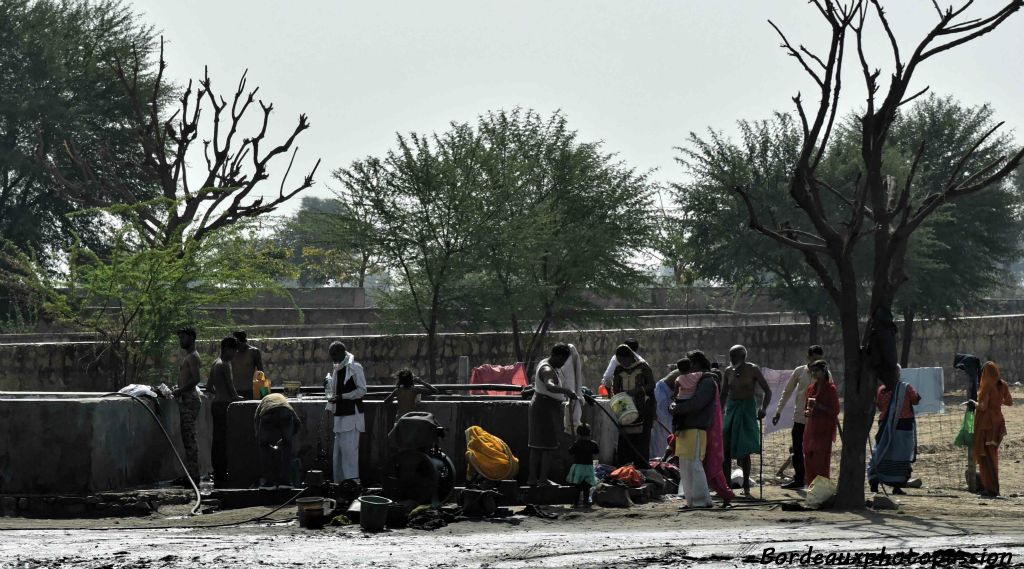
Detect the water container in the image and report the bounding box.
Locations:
[357,495,393,532]
[252,371,271,400]
[610,392,639,425]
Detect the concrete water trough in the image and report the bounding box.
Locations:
[223,397,621,489]
[0,391,211,494]
[1,390,621,496]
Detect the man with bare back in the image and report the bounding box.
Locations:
[721,344,771,496]
[172,327,203,484]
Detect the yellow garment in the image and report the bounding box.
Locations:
[674,429,707,461]
[465,426,520,481]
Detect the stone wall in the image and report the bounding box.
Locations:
[3,314,1022,392]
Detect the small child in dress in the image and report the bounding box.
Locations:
[566,423,600,508]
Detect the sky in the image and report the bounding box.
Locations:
[126,0,1024,217]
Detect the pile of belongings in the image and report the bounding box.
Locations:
[407,504,463,531]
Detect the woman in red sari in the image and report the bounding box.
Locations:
[974,362,1013,497]
[702,367,735,506]
[802,360,840,486]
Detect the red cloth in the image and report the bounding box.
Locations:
[803,379,840,486]
[470,363,529,395]
[877,383,921,420]
[702,382,735,502]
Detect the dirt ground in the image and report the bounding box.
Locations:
[2,391,1022,568]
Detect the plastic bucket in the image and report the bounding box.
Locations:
[358,495,393,532]
[610,392,639,425]
[283,381,302,397]
[296,496,335,530]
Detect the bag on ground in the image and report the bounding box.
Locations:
[805,476,836,509]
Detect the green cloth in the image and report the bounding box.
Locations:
[723,398,761,455]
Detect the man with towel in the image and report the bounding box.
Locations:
[721,345,772,496]
[557,344,586,435]
[325,341,367,486]
[527,343,580,486]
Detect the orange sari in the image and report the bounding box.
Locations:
[973,362,1013,495]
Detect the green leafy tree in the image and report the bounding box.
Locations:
[279,196,381,287]
[13,218,296,386]
[673,113,835,343]
[474,109,658,366]
[338,125,488,381]
[0,0,160,319]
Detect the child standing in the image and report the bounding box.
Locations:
[566,423,600,507]
[383,368,439,420]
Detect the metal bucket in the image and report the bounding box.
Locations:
[296,496,336,530]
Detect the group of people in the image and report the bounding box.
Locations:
[527,339,1015,508]
[173,328,271,487]
[173,331,439,490]
[172,328,1013,501]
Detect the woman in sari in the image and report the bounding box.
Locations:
[802,360,840,486]
[868,369,921,494]
[701,365,735,506]
[974,362,1013,497]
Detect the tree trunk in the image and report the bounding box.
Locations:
[900,308,914,368]
[510,312,524,363]
[427,300,439,382]
[807,310,820,345]
[833,273,874,509]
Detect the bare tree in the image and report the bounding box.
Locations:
[733,0,1023,507]
[44,39,321,250]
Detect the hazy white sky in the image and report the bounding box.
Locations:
[127,1,1024,215]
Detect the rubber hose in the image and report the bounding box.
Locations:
[101,392,202,515]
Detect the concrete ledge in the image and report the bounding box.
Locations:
[224,398,620,489]
[0,394,211,494]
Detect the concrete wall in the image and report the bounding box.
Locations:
[4,314,1022,392]
[224,398,620,488]
[0,393,211,494]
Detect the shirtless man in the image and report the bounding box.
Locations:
[231,331,264,399]
[721,345,771,496]
[172,327,203,483]
[207,336,242,487]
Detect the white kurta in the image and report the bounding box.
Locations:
[326,354,367,482]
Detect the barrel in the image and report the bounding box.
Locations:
[358,495,393,532]
[609,392,639,425]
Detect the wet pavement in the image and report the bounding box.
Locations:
[2,511,1023,568]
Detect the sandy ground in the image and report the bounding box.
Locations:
[2,391,1022,568]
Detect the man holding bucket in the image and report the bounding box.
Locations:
[610,344,655,468]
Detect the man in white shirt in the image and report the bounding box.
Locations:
[326,341,367,485]
[772,345,825,489]
[601,337,640,391]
